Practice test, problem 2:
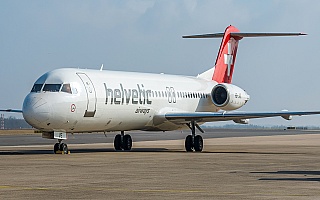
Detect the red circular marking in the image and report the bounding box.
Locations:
[71,104,76,112]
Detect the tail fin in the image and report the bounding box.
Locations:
[212,25,240,83]
[183,25,306,83]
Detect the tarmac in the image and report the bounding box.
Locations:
[0,129,320,199]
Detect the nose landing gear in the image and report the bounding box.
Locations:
[54,140,69,154]
[42,131,69,154]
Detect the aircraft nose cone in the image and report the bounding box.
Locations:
[22,95,52,127]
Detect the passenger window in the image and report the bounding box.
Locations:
[61,84,72,94]
[31,84,43,92]
[43,84,61,92]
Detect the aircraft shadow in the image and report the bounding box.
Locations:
[203,151,300,155]
[71,148,170,153]
[0,148,172,155]
[0,149,302,155]
[0,150,53,155]
[251,171,320,182]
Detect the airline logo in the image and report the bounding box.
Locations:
[104,83,152,105]
[224,42,234,77]
[212,26,240,84]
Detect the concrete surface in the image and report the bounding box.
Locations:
[0,130,320,199]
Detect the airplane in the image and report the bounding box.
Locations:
[2,25,320,154]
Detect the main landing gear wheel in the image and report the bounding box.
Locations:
[194,135,203,152]
[114,134,122,151]
[123,135,132,150]
[114,131,132,151]
[185,121,204,152]
[185,135,203,152]
[185,135,193,152]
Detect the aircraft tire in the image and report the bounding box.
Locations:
[123,135,132,151]
[194,135,203,152]
[114,134,122,151]
[185,135,193,152]
[60,143,68,154]
[54,143,60,154]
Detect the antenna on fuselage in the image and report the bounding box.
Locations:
[100,64,104,71]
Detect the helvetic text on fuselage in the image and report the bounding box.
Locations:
[104,83,152,105]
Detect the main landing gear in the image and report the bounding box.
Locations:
[185,121,204,152]
[54,139,69,154]
[114,131,132,151]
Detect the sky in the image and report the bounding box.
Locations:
[1,0,320,126]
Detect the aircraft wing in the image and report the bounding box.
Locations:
[0,109,23,113]
[164,111,320,123]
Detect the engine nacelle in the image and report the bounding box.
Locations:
[211,83,250,111]
[233,119,250,124]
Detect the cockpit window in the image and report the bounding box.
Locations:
[61,83,72,94]
[31,84,43,92]
[43,84,62,92]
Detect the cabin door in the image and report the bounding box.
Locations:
[77,73,97,117]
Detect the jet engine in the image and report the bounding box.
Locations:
[211,83,250,111]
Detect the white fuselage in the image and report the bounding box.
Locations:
[22,68,247,133]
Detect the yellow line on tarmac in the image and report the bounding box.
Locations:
[0,185,50,190]
[23,187,49,190]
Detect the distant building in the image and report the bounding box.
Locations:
[286,126,308,130]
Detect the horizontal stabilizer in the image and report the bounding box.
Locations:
[183,32,306,39]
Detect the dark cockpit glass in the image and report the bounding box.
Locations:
[43,84,62,92]
[30,83,75,94]
[61,83,72,94]
[31,84,43,92]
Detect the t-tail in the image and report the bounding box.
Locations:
[183,25,306,83]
